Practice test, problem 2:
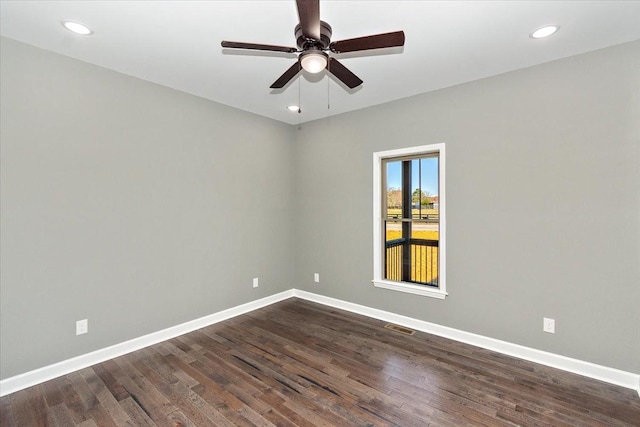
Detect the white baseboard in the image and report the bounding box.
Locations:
[2,288,639,398]
[0,290,294,397]
[292,289,640,396]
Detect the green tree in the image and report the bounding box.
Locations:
[412,188,432,206]
[387,188,402,208]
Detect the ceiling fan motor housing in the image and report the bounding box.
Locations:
[295,20,332,49]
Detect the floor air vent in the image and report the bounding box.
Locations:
[384,323,415,336]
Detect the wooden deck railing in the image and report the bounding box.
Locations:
[385,238,438,286]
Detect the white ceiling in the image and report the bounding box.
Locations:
[2,1,640,125]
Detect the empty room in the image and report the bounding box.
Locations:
[1,1,639,425]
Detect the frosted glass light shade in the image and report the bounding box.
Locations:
[300,52,327,73]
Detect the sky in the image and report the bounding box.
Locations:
[387,157,438,196]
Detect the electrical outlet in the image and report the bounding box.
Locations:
[543,317,555,334]
[253,277,259,288]
[76,319,88,335]
[314,273,320,283]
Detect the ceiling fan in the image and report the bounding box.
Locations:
[221,0,405,90]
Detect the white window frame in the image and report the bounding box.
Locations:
[372,143,447,299]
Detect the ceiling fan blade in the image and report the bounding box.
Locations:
[330,31,405,53]
[327,57,363,89]
[270,62,303,89]
[296,0,321,40]
[221,41,298,53]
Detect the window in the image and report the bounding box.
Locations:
[373,144,446,299]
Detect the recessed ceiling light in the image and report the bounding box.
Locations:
[530,25,559,39]
[62,20,93,35]
[287,105,300,112]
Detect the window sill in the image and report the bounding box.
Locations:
[372,279,447,299]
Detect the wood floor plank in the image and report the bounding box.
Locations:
[118,397,158,427]
[80,367,133,426]
[49,402,75,426]
[162,354,262,427]
[24,386,53,427]
[56,376,94,425]
[2,298,640,426]
[0,393,16,426]
[112,357,179,427]
[40,381,64,410]
[130,348,235,426]
[8,391,38,427]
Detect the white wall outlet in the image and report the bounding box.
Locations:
[253,277,259,288]
[314,273,320,283]
[543,317,555,334]
[76,319,88,335]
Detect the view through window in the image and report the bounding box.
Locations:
[383,155,440,286]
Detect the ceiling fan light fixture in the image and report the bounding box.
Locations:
[221,0,405,89]
[62,20,93,35]
[530,25,559,39]
[300,50,328,74]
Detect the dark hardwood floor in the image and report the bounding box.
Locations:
[2,298,639,426]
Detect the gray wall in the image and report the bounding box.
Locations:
[0,37,294,379]
[293,41,640,373]
[2,36,639,381]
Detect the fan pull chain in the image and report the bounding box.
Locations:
[298,77,302,114]
[327,68,331,111]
